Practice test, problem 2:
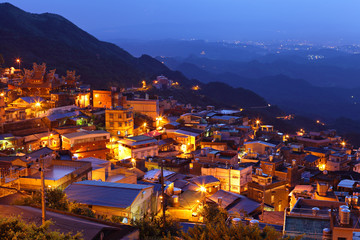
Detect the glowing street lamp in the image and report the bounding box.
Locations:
[16,58,21,69]
[199,186,206,193]
[341,141,346,148]
[131,158,136,167]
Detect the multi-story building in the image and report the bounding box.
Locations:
[201,163,252,194]
[117,135,158,160]
[247,168,289,211]
[326,152,351,171]
[105,107,134,137]
[284,198,360,240]
[92,90,112,108]
[61,130,110,159]
[123,97,159,120]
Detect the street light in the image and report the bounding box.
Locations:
[16,59,21,69]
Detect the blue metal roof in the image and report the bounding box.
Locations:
[65,180,153,209]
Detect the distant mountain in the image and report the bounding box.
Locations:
[0,3,179,88]
[160,56,360,120]
[0,3,269,109]
[118,39,360,88]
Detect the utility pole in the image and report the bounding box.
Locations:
[40,155,46,225]
[160,159,166,226]
[261,187,265,221]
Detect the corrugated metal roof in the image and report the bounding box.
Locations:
[76,180,151,190]
[304,154,320,163]
[189,175,220,186]
[65,181,153,209]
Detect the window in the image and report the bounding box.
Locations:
[118,114,122,119]
[109,113,114,119]
[110,122,114,127]
[117,131,121,136]
[118,122,122,127]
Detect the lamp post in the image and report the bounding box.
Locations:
[16,59,21,69]
[199,186,207,206]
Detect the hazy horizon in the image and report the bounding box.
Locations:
[3,0,360,45]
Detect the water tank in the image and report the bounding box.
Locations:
[232,218,241,226]
[340,208,350,225]
[172,195,180,207]
[249,219,259,227]
[322,228,332,240]
[312,207,320,216]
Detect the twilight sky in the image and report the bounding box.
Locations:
[3,0,360,43]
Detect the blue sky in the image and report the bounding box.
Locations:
[3,0,360,43]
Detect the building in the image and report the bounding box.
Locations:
[19,63,61,97]
[201,164,252,194]
[284,198,360,240]
[105,107,134,137]
[65,180,154,222]
[92,90,112,108]
[247,168,289,211]
[243,141,279,155]
[19,159,92,190]
[165,128,204,152]
[124,97,159,120]
[61,130,110,159]
[75,92,91,108]
[117,135,158,160]
[194,148,238,165]
[327,152,351,171]
[208,190,260,217]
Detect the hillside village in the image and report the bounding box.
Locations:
[1,62,360,239]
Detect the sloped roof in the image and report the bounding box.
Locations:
[65,180,152,209]
[19,96,44,104]
[27,147,53,159]
[189,175,220,186]
[208,190,260,215]
[304,154,320,163]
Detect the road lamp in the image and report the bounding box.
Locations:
[199,185,207,206]
[16,59,21,69]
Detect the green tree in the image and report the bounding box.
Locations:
[0,216,82,240]
[46,188,69,211]
[14,188,69,211]
[201,203,228,224]
[132,213,181,240]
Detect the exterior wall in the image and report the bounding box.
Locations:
[200,142,227,151]
[244,143,274,155]
[125,100,159,120]
[248,182,288,211]
[105,108,134,137]
[75,93,90,108]
[333,227,360,240]
[201,166,252,194]
[132,145,158,159]
[93,90,112,108]
[62,133,110,160]
[19,161,91,190]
